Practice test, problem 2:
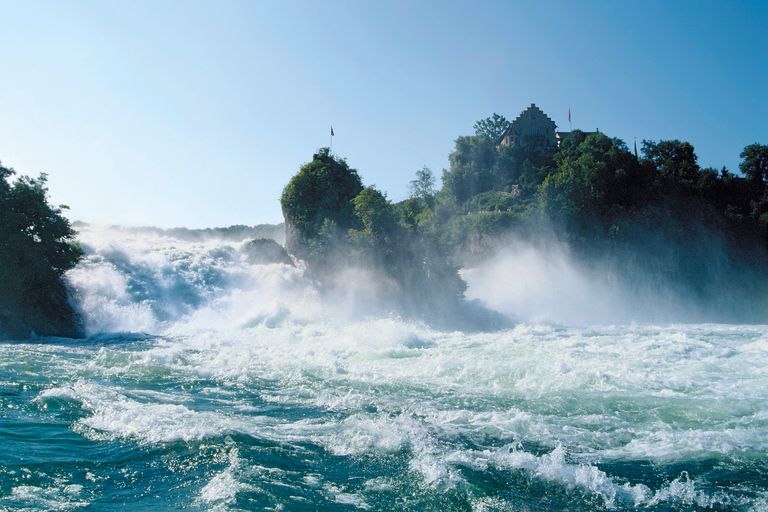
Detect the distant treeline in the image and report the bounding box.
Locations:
[73,222,286,244]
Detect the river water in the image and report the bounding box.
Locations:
[1,226,767,511]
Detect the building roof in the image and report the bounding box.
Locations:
[510,103,555,128]
[499,103,558,147]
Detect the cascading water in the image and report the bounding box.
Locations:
[2,224,767,511]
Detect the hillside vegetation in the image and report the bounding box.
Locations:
[0,163,84,339]
[282,118,768,322]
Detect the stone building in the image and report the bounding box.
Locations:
[499,103,558,151]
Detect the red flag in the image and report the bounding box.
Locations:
[568,109,571,123]
[331,126,334,136]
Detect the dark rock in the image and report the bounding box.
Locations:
[243,238,293,266]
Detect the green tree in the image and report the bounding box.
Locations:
[641,139,700,189]
[442,135,497,203]
[408,166,436,202]
[740,143,768,191]
[0,164,84,338]
[540,161,592,223]
[473,113,510,144]
[541,132,639,234]
[491,143,525,190]
[348,186,401,257]
[552,130,590,164]
[738,143,768,223]
[280,148,364,262]
[399,197,433,232]
[517,158,547,196]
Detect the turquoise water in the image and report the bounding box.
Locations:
[2,226,767,511]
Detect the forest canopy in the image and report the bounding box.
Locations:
[433,113,768,251]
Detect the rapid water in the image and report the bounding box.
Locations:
[2,225,767,511]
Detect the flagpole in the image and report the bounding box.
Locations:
[330,126,333,153]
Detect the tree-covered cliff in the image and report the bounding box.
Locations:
[399,113,768,320]
[280,149,466,316]
[0,163,84,339]
[281,116,768,322]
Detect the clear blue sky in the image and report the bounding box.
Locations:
[1,0,766,228]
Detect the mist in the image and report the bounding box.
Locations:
[462,229,768,326]
[21,226,768,512]
[463,235,683,326]
[66,224,461,337]
[64,218,768,340]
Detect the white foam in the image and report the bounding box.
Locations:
[43,226,768,509]
[323,483,371,510]
[325,413,414,456]
[198,447,253,507]
[68,225,305,336]
[41,380,254,444]
[10,484,89,511]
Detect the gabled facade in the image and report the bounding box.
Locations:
[499,103,558,151]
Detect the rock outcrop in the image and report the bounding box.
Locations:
[242,238,293,266]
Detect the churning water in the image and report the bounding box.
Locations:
[2,225,767,511]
